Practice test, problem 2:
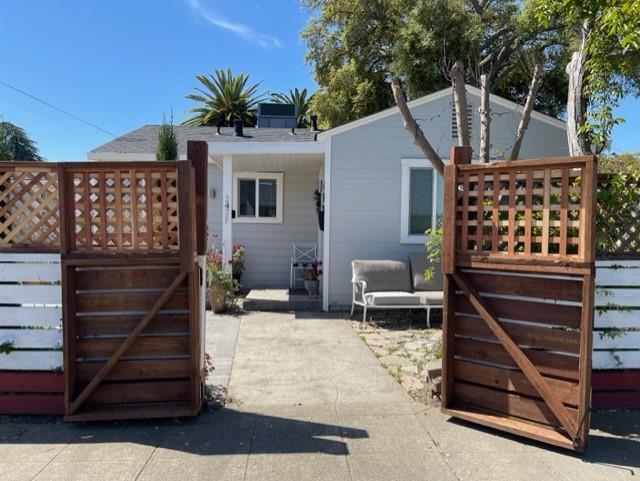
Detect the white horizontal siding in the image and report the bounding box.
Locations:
[0,263,61,282]
[595,309,640,329]
[594,331,640,350]
[0,285,62,304]
[0,253,60,263]
[206,163,223,241]
[593,351,640,370]
[0,329,62,349]
[596,266,640,286]
[0,351,62,371]
[0,306,62,328]
[595,288,640,306]
[593,260,640,370]
[0,253,63,372]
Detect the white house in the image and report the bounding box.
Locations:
[89,85,569,310]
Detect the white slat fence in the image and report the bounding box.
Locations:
[0,253,63,371]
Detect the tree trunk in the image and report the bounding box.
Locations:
[390,78,445,175]
[450,61,470,147]
[509,63,543,161]
[566,21,589,156]
[479,74,491,163]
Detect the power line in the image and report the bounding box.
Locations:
[0,79,116,137]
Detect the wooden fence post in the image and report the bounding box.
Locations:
[178,161,197,273]
[187,141,208,256]
[441,146,472,410]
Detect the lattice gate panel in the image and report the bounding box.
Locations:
[63,163,179,253]
[441,149,597,452]
[0,163,59,251]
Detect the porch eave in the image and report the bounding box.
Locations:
[207,140,326,157]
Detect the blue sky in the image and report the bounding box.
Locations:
[0,0,638,159]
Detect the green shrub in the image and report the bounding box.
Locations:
[156,115,178,161]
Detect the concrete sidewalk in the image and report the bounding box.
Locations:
[0,311,637,480]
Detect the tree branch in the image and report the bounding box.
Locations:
[450,61,471,147]
[481,27,512,51]
[510,63,544,160]
[391,78,445,175]
[479,74,491,163]
[566,20,590,156]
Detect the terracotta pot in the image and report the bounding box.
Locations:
[209,284,227,313]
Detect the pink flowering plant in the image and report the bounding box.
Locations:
[206,232,238,308]
[232,243,245,282]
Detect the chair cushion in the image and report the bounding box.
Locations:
[408,253,443,292]
[414,291,444,306]
[364,291,421,306]
[352,260,412,293]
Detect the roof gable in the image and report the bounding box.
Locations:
[317,85,565,140]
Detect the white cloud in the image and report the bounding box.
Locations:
[186,0,283,49]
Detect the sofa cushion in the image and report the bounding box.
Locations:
[352,260,412,293]
[364,291,421,306]
[408,253,443,292]
[414,291,444,305]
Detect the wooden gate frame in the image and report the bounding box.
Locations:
[440,147,597,451]
[59,142,208,420]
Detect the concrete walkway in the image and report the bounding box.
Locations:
[0,311,638,480]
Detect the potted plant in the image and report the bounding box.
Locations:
[206,248,239,313]
[314,189,324,231]
[304,260,322,297]
[232,243,245,284]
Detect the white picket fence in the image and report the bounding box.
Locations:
[0,253,63,371]
[594,260,640,369]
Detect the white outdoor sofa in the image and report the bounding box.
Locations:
[350,254,444,327]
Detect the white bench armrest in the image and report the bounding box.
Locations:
[352,279,368,305]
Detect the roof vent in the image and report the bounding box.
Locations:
[234,119,244,137]
[451,102,473,141]
[257,103,297,128]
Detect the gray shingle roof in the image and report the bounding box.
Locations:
[89,125,319,156]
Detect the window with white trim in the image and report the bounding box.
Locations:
[233,172,283,223]
[400,159,444,244]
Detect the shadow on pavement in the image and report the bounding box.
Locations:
[0,408,368,456]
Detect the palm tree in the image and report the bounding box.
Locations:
[183,69,263,127]
[0,121,42,160]
[270,88,313,128]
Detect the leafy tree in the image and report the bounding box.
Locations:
[156,115,178,161]
[270,88,314,128]
[183,69,263,127]
[532,0,640,155]
[599,152,640,175]
[0,121,42,161]
[302,0,570,130]
[302,0,404,128]
[309,62,393,129]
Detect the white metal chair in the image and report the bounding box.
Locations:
[290,243,317,288]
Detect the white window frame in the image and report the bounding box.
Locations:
[400,159,440,244]
[233,172,284,224]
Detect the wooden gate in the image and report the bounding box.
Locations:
[59,144,208,421]
[441,147,597,451]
